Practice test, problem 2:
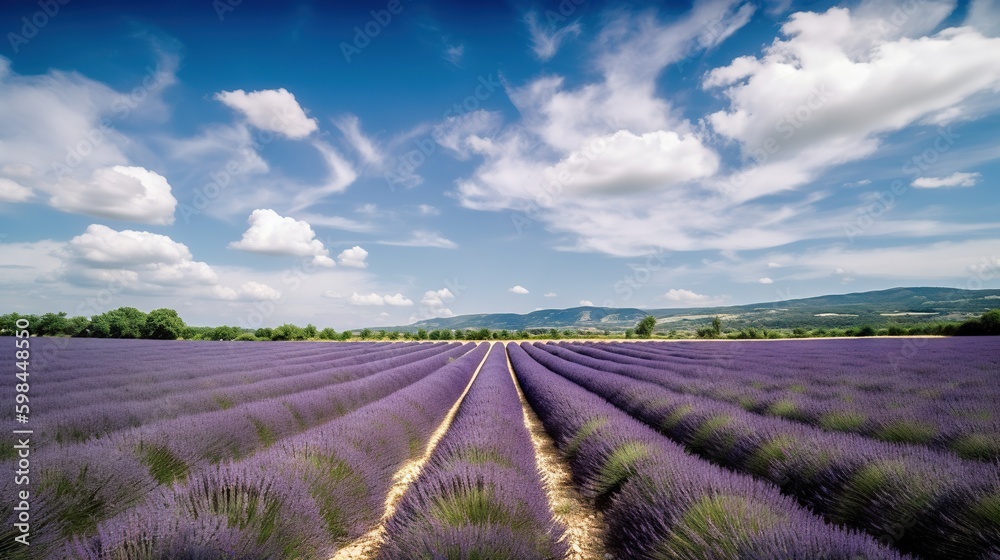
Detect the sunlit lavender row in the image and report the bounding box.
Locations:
[64,343,489,559]
[526,342,1000,558]
[4,336,997,559]
[0,340,475,557]
[1,338,415,414]
[568,338,1000,460]
[508,343,905,559]
[377,344,567,559]
[19,341,447,449]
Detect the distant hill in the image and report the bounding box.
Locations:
[399,306,650,332]
[646,287,1000,331]
[373,287,1000,333]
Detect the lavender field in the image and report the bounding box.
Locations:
[3,337,999,559]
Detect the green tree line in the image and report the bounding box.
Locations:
[691,310,1000,339]
[2,308,997,341]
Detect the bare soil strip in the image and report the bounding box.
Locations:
[330,342,494,560]
[504,343,611,560]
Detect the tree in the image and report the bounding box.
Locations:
[982,309,1000,334]
[855,325,877,337]
[339,331,353,341]
[183,326,214,340]
[466,328,490,340]
[212,325,243,341]
[255,327,273,339]
[303,324,318,339]
[635,315,657,338]
[624,328,635,339]
[318,327,338,340]
[144,308,187,340]
[91,307,147,338]
[272,323,305,341]
[66,316,90,337]
[696,316,723,339]
[416,328,428,340]
[386,331,400,340]
[359,328,373,340]
[956,309,1000,336]
[37,312,69,336]
[0,313,31,336]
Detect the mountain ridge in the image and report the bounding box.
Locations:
[370,287,1000,332]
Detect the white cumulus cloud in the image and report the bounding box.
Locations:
[509,285,530,295]
[215,281,282,301]
[349,292,413,306]
[50,166,177,225]
[337,246,369,268]
[384,293,414,306]
[704,5,1000,200]
[661,289,730,307]
[546,130,719,196]
[0,53,179,223]
[55,224,278,300]
[215,88,318,139]
[419,288,456,318]
[229,209,334,267]
[349,292,386,306]
[69,224,194,267]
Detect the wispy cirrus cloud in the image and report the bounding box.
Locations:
[379,230,457,249]
[912,172,981,188]
[525,10,581,60]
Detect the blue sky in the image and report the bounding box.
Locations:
[0,0,998,329]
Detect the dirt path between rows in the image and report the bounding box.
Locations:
[505,342,611,560]
[330,342,493,560]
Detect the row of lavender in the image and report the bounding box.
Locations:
[377,344,566,559]
[62,343,490,559]
[508,343,904,559]
[3,339,439,449]
[6,336,994,558]
[23,340,410,410]
[572,339,1000,460]
[528,342,999,558]
[3,337,381,398]
[1,340,475,556]
[26,344,446,443]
